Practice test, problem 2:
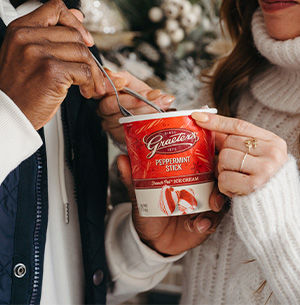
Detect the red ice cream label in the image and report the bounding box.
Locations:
[123,114,215,189]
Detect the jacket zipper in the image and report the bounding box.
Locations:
[29,150,43,305]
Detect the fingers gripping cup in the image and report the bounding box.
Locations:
[119,109,217,217]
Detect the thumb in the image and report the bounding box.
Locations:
[117,155,137,204]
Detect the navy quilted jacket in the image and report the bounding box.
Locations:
[0,18,109,305]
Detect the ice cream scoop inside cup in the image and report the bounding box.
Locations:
[119,108,217,217]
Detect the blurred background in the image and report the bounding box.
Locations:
[82,0,230,111]
[81,0,226,304]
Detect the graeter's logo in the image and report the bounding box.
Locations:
[143,128,199,159]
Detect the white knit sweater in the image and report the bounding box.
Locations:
[180,9,300,304]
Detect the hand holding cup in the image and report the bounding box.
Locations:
[192,112,288,200]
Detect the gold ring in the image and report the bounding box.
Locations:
[239,152,248,173]
[245,138,258,150]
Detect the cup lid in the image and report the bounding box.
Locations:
[119,108,217,124]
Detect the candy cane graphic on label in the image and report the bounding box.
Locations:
[159,185,179,215]
[178,188,197,214]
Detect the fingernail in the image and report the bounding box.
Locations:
[192,112,209,122]
[69,9,84,22]
[196,218,212,233]
[112,78,127,90]
[86,31,94,45]
[184,219,194,232]
[146,89,162,100]
[104,66,118,74]
[215,194,225,211]
[161,95,175,105]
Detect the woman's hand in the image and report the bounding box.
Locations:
[192,112,288,202]
[98,70,175,145]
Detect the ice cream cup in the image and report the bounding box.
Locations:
[119,108,217,217]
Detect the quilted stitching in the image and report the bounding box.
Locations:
[0,168,19,304]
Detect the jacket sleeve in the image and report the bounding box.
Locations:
[233,155,300,303]
[105,203,185,305]
[0,90,42,184]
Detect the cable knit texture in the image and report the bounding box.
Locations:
[180,8,300,304]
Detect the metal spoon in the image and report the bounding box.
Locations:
[121,86,165,114]
[90,52,132,116]
[90,52,165,116]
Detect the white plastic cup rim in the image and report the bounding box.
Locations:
[119,108,217,124]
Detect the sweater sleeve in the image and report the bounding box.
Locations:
[0,90,42,184]
[105,203,185,305]
[233,155,300,303]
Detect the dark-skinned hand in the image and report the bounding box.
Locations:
[117,154,227,256]
[0,0,115,130]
